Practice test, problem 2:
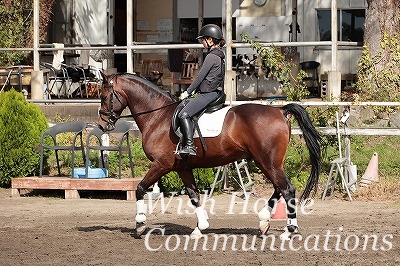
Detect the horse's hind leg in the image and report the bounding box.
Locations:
[178,169,209,239]
[277,177,300,240]
[258,188,280,234]
[258,167,299,239]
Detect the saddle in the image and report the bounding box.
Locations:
[172,91,226,152]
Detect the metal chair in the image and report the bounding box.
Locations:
[84,65,103,98]
[300,61,320,96]
[39,121,87,177]
[40,62,72,98]
[85,120,134,178]
[66,64,88,98]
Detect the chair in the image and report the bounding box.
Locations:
[140,59,164,86]
[39,121,87,177]
[84,66,103,98]
[40,62,72,98]
[85,120,134,178]
[170,62,199,94]
[300,61,320,96]
[64,64,88,98]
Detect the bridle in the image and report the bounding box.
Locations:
[98,81,123,126]
[98,78,179,127]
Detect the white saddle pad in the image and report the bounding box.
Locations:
[194,106,231,138]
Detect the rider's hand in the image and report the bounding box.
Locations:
[180,91,189,100]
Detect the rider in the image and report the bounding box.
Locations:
[177,24,226,156]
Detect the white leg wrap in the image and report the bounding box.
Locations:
[135,200,147,223]
[258,206,272,234]
[195,207,209,230]
[258,206,272,221]
[287,218,298,227]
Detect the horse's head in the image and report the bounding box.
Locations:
[98,74,128,132]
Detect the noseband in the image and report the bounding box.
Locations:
[98,80,124,126]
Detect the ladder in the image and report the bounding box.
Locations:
[322,157,357,201]
[209,159,254,199]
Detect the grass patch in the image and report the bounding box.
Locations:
[322,135,400,200]
[42,133,400,201]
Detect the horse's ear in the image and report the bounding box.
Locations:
[100,71,108,84]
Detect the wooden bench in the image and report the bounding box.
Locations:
[11,176,142,200]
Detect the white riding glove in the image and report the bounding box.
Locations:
[180,91,189,100]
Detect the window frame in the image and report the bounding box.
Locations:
[316,8,366,42]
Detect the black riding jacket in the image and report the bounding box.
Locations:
[186,48,225,95]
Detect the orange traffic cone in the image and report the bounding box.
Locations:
[360,152,379,187]
[271,196,287,220]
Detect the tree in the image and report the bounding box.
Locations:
[0,0,56,66]
[356,0,400,102]
[0,90,48,187]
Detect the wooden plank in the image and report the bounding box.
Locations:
[12,177,72,189]
[11,188,21,198]
[12,177,141,190]
[127,190,135,201]
[11,177,142,200]
[68,178,139,191]
[65,189,80,199]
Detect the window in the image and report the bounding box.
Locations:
[317,9,365,42]
[180,18,236,43]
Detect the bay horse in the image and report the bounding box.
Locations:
[97,73,323,240]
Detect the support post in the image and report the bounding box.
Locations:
[225,71,236,104]
[32,0,42,99]
[223,0,234,100]
[126,0,133,73]
[31,71,44,100]
[328,0,341,101]
[327,71,341,101]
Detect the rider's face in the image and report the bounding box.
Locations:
[199,37,213,48]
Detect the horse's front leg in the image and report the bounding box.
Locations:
[178,169,209,239]
[135,161,169,236]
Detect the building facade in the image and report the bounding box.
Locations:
[46,0,367,96]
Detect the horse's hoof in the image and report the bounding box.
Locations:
[279,226,299,241]
[259,220,270,235]
[190,227,203,239]
[287,224,299,233]
[134,222,147,238]
[279,230,292,241]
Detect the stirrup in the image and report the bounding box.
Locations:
[178,145,197,156]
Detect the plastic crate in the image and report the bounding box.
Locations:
[72,168,107,178]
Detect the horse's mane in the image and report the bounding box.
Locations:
[104,72,178,101]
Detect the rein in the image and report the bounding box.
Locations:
[99,79,179,122]
[119,101,178,119]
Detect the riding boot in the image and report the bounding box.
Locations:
[178,113,197,156]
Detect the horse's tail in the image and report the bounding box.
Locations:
[282,103,323,202]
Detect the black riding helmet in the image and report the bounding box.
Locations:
[196,24,223,40]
